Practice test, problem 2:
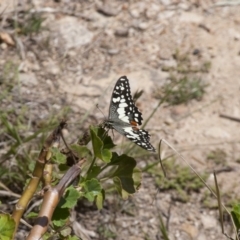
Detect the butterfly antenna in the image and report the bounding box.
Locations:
[95,104,109,141]
[96,104,106,119]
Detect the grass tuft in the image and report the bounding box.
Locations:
[154,49,210,105]
[147,158,209,202]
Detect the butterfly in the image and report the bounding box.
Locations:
[103,76,155,152]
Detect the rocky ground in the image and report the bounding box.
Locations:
[1,0,240,239]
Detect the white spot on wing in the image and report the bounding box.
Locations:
[120,116,129,122]
[112,97,120,103]
[119,103,128,108]
[117,108,125,114]
[124,127,140,139]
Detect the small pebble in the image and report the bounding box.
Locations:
[115,27,129,37]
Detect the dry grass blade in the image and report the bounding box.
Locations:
[214,172,224,233]
[158,139,167,178]
[160,139,239,239]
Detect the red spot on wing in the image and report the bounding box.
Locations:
[130,120,139,130]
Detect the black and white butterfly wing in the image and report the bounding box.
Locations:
[109,76,143,125]
[106,76,155,152]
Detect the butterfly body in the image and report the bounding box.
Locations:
[104,76,155,152]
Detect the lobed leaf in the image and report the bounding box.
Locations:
[0,214,15,240]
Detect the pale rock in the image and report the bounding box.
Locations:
[162,59,177,68]
[160,0,172,5]
[88,11,109,30]
[178,3,190,10]
[150,70,170,84]
[129,236,143,240]
[181,223,199,239]
[50,17,94,50]
[159,48,173,60]
[129,2,146,18]
[204,127,230,139]
[96,4,120,16]
[158,10,175,20]
[108,48,120,55]
[228,28,240,40]
[146,3,161,19]
[0,0,16,13]
[1,43,7,50]
[46,79,55,92]
[179,12,204,24]
[164,116,174,125]
[126,71,154,95]
[115,27,129,37]
[19,72,38,86]
[45,61,60,75]
[197,232,207,240]
[171,104,188,119]
[138,22,149,30]
[130,8,141,18]
[201,214,218,229]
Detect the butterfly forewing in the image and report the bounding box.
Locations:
[109,76,143,125]
[106,76,155,152]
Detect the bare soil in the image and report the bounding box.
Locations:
[1,0,240,239]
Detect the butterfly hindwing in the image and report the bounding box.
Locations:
[122,127,154,150]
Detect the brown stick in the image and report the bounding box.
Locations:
[219,113,240,123]
[11,120,67,236]
[26,160,84,239]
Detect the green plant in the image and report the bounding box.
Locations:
[160,77,207,105]
[15,12,45,35]
[231,204,240,235]
[147,158,209,202]
[154,49,209,105]
[207,149,227,165]
[98,225,117,239]
[0,122,144,239]
[0,61,19,106]
[158,212,170,240]
[0,105,71,193]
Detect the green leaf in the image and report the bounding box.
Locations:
[90,126,112,162]
[96,189,105,210]
[133,168,142,191]
[51,147,66,164]
[231,204,240,231]
[59,226,72,237]
[83,178,102,202]
[67,236,80,240]
[109,154,138,197]
[109,152,123,164]
[26,211,38,218]
[87,166,101,179]
[59,186,81,209]
[58,163,70,172]
[52,207,69,227]
[98,128,115,149]
[0,214,15,240]
[70,145,92,159]
[42,232,51,240]
[113,177,130,200]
